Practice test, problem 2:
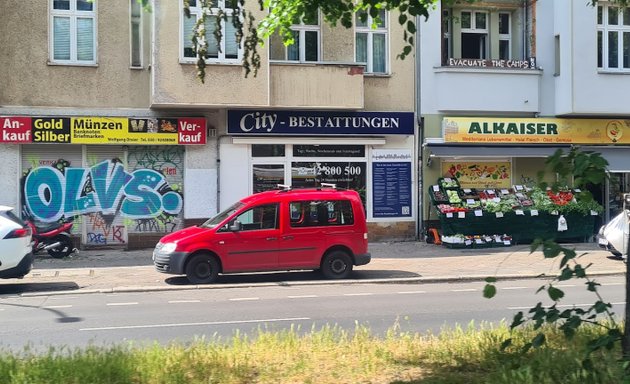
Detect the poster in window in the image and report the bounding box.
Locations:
[371,149,412,218]
[441,161,511,189]
[291,161,366,204]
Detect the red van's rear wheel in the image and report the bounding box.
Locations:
[185,253,219,284]
[321,251,352,279]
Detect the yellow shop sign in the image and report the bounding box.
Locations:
[443,117,630,144]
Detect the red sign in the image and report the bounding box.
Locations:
[0,117,32,143]
[178,118,207,144]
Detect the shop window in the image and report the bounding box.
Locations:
[293,145,365,157]
[269,9,320,62]
[252,144,285,157]
[597,4,630,70]
[130,0,143,68]
[355,9,388,74]
[253,164,285,193]
[291,161,366,203]
[50,0,96,65]
[181,0,241,63]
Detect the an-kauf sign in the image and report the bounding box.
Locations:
[228,110,415,135]
[0,116,206,145]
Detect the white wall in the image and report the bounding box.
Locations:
[0,145,20,208]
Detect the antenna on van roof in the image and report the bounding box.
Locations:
[277,184,292,191]
[320,183,337,189]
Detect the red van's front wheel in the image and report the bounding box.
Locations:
[185,253,219,284]
[321,251,352,279]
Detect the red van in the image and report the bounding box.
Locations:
[153,185,371,284]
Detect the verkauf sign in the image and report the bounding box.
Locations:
[0,116,206,145]
[228,110,415,135]
[443,117,630,144]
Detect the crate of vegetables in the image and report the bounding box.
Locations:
[429,185,449,203]
[438,177,460,190]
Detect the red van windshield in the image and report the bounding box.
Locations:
[199,202,244,228]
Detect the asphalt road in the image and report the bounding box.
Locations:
[0,276,625,353]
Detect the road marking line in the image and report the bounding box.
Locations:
[288,295,318,299]
[601,283,624,286]
[80,317,311,331]
[168,300,201,304]
[106,302,139,306]
[343,293,374,296]
[451,289,477,292]
[555,284,576,288]
[42,305,73,309]
[500,287,527,290]
[397,291,427,294]
[229,297,260,301]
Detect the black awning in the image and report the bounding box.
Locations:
[425,143,571,158]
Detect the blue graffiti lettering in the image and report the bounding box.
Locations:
[23,160,183,223]
[24,167,65,222]
[64,168,97,216]
[91,161,132,215]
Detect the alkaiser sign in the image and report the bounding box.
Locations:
[228,110,415,135]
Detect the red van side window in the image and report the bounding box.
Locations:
[289,200,354,227]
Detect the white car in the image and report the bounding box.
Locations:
[0,206,34,279]
[597,212,627,260]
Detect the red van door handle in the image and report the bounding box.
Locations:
[282,235,294,240]
[266,237,277,241]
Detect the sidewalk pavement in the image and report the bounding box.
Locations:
[0,241,626,296]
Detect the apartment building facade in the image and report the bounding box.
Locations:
[419,0,630,232]
[0,0,417,249]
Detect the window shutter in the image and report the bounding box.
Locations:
[225,16,238,58]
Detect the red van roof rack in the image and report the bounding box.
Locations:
[277,184,292,191]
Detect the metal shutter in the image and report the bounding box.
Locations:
[126,146,185,235]
[84,145,128,246]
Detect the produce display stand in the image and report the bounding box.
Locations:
[428,178,599,246]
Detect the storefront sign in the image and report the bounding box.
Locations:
[441,161,511,189]
[228,110,414,135]
[0,116,206,145]
[443,117,630,144]
[446,57,537,70]
[371,149,412,218]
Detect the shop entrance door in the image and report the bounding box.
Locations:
[606,173,630,222]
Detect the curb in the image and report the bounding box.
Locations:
[18,270,626,297]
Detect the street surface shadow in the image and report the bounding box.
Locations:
[164,269,420,285]
[0,281,80,295]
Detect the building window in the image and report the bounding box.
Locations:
[460,10,488,59]
[130,0,142,68]
[442,4,534,65]
[597,4,630,70]
[355,9,388,74]
[270,10,320,62]
[498,12,511,60]
[182,0,241,63]
[50,0,97,64]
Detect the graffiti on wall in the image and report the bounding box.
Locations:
[21,149,185,245]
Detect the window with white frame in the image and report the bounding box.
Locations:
[498,12,511,60]
[460,10,488,59]
[597,4,630,70]
[355,9,388,74]
[50,0,96,64]
[182,0,241,63]
[442,4,534,65]
[269,10,320,62]
[130,0,142,68]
